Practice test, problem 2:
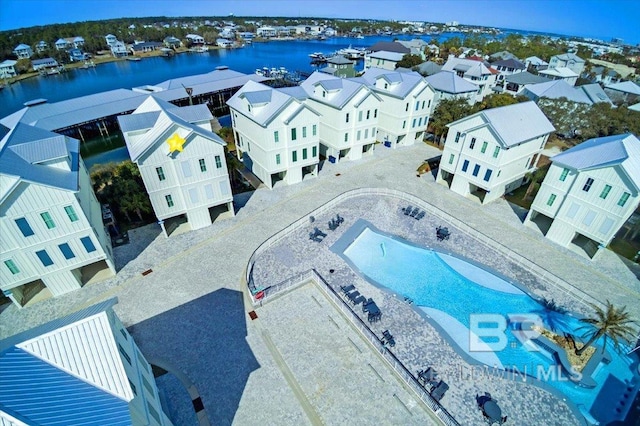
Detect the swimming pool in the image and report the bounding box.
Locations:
[337,221,639,425]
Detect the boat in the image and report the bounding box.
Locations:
[189,45,209,52]
[308,52,325,59]
[127,57,141,61]
[79,60,95,69]
[336,45,366,60]
[356,34,365,39]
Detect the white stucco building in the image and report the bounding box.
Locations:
[548,52,585,76]
[441,56,498,101]
[118,97,234,237]
[436,101,555,204]
[525,133,640,259]
[0,298,173,425]
[0,124,116,308]
[356,68,435,148]
[227,80,321,189]
[296,72,382,162]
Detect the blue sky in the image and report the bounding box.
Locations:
[1,0,638,45]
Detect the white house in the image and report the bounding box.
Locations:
[13,44,33,59]
[111,40,128,57]
[364,51,405,71]
[525,56,549,71]
[0,60,17,79]
[357,68,435,148]
[0,298,173,425]
[296,71,382,162]
[436,101,555,204]
[525,133,640,259]
[35,40,48,53]
[424,71,478,106]
[31,57,59,71]
[105,33,119,47]
[227,80,321,189]
[491,58,526,82]
[186,34,205,45]
[548,52,585,76]
[118,97,234,237]
[441,56,497,101]
[0,123,116,308]
[538,66,579,86]
[55,38,70,51]
[256,26,277,38]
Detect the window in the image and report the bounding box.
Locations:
[366,110,370,120]
[582,177,594,192]
[421,100,425,109]
[156,167,165,181]
[274,130,279,142]
[147,402,161,424]
[247,142,250,151]
[165,194,174,207]
[344,133,348,142]
[599,185,611,199]
[358,111,363,121]
[415,101,420,111]
[428,100,431,109]
[118,343,131,365]
[312,146,317,157]
[402,120,406,129]
[58,243,75,260]
[4,260,19,275]
[189,188,199,204]
[418,117,422,126]
[40,212,55,229]
[128,379,137,396]
[618,192,630,207]
[15,218,34,237]
[205,184,214,199]
[559,168,569,182]
[546,194,557,206]
[454,132,461,143]
[292,150,297,162]
[36,250,53,267]
[303,148,308,160]
[484,169,492,182]
[247,104,251,112]
[291,128,297,141]
[412,118,416,128]
[364,129,368,139]
[469,138,476,150]
[582,210,596,226]
[276,153,281,165]
[215,155,222,169]
[345,113,349,123]
[493,146,500,158]
[312,124,317,136]
[357,130,361,140]
[322,90,326,98]
[481,141,487,153]
[142,375,155,397]
[448,154,454,164]
[374,109,377,118]
[199,158,207,172]
[462,160,469,172]
[302,127,307,138]
[64,206,78,222]
[80,236,96,253]
[472,164,480,177]
[405,103,409,112]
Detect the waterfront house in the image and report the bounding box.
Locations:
[68,48,87,62]
[525,133,640,259]
[356,68,435,148]
[185,34,205,45]
[72,36,85,48]
[441,56,497,101]
[364,51,405,71]
[0,60,17,79]
[296,71,382,162]
[105,33,118,47]
[163,36,182,48]
[0,298,173,425]
[118,96,234,237]
[256,26,277,38]
[538,66,579,86]
[436,101,555,204]
[0,123,116,308]
[604,81,640,104]
[397,39,428,59]
[35,40,48,53]
[130,41,163,54]
[324,27,337,37]
[111,40,128,58]
[31,57,59,72]
[13,44,33,59]
[54,38,70,51]
[216,38,234,48]
[227,80,321,189]
[320,55,356,78]
[548,52,585,76]
[424,71,478,106]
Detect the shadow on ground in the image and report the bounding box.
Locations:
[128,288,259,426]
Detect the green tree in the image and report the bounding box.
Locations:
[575,301,636,356]
[429,98,475,144]
[396,54,423,69]
[523,165,549,201]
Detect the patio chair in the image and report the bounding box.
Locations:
[410,207,420,217]
[346,291,361,303]
[363,299,377,313]
[402,205,413,215]
[415,210,425,220]
[430,380,449,401]
[340,284,355,294]
[382,330,395,347]
[336,214,344,224]
[351,295,366,306]
[328,219,338,231]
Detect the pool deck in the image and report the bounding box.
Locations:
[1,142,638,425]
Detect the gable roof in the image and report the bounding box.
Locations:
[605,81,640,95]
[552,52,585,63]
[525,56,548,66]
[368,41,410,54]
[327,55,353,65]
[357,68,429,99]
[119,96,224,161]
[505,71,550,85]
[415,61,442,76]
[449,101,555,147]
[0,123,79,198]
[425,71,478,94]
[551,133,640,190]
[578,83,612,105]
[0,298,133,426]
[300,71,379,109]
[368,51,405,61]
[524,79,591,104]
[492,58,526,70]
[442,57,493,78]
[539,67,579,78]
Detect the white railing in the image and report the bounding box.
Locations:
[246,188,599,309]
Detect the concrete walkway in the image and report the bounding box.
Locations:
[1,142,638,425]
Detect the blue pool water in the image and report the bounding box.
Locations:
[341,225,639,424]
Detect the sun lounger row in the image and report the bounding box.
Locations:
[401,205,425,220]
[340,288,383,322]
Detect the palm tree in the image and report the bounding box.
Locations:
[575,301,637,356]
[522,166,548,201]
[534,298,570,333]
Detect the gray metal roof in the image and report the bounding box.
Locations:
[244,90,273,105]
[524,80,591,104]
[0,123,80,195]
[442,57,493,78]
[368,51,404,61]
[368,41,410,54]
[578,84,612,105]
[415,61,442,76]
[605,81,640,95]
[552,53,585,63]
[424,71,478,94]
[276,85,309,101]
[357,68,427,99]
[327,55,353,65]
[551,133,640,189]
[449,101,555,147]
[117,111,160,133]
[505,71,550,85]
[300,72,376,110]
[228,80,307,127]
[492,58,526,69]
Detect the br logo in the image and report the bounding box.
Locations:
[469,314,543,352]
